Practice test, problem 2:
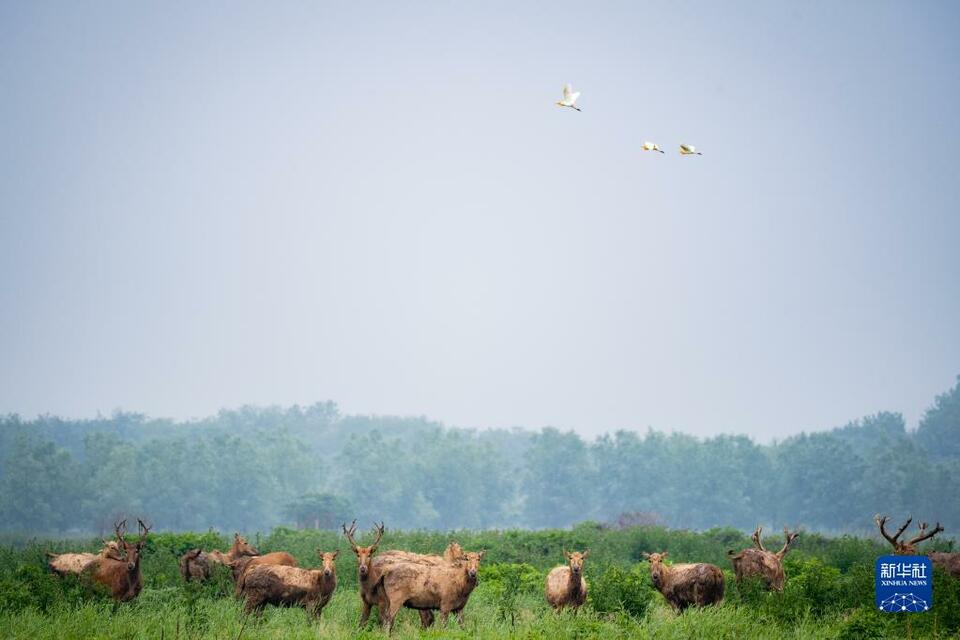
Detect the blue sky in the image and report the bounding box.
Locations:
[1,1,958,440]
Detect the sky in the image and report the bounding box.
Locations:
[1,1,958,441]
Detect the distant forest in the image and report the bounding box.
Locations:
[1,377,957,536]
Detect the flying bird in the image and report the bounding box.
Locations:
[556,84,581,111]
[679,144,702,155]
[642,141,664,154]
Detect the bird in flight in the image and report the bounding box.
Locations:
[679,144,703,155]
[556,84,581,111]
[642,141,664,154]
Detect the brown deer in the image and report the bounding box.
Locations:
[242,550,338,619]
[232,550,299,596]
[341,521,454,630]
[379,550,485,633]
[372,541,466,628]
[90,519,150,602]
[727,526,800,591]
[48,539,125,578]
[343,520,403,629]
[875,515,959,577]
[545,550,589,613]
[180,533,259,582]
[643,552,724,612]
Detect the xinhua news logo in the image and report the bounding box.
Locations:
[876,555,932,613]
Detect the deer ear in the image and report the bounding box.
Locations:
[479,550,486,559]
[642,552,650,559]
[582,549,590,558]
[332,550,339,559]
[662,552,669,558]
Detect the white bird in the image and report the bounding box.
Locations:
[556,84,581,111]
[642,141,664,154]
[679,144,702,155]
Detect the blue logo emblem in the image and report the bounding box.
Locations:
[876,555,932,613]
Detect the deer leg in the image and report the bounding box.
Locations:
[455,608,465,626]
[358,598,373,628]
[418,610,434,628]
[384,599,404,634]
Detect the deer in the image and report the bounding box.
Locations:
[180,533,260,582]
[242,550,338,619]
[373,541,466,628]
[48,538,126,578]
[89,519,150,602]
[232,549,299,597]
[378,549,485,633]
[545,550,589,613]
[643,552,724,612]
[341,520,438,629]
[875,514,959,577]
[343,520,386,628]
[727,526,800,591]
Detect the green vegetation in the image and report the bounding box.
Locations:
[1,524,957,639]
[2,377,959,535]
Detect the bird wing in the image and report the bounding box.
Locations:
[568,91,580,104]
[562,84,574,101]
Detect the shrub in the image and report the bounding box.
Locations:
[588,565,653,619]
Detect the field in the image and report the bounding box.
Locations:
[1,524,958,639]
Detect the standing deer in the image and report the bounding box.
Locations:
[242,550,338,619]
[48,538,125,578]
[373,541,466,628]
[545,550,589,613]
[644,552,724,612]
[378,550,485,633]
[232,549,299,596]
[727,526,800,591]
[180,533,259,582]
[344,520,391,629]
[875,515,959,577]
[90,519,150,602]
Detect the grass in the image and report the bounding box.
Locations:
[0,524,956,639]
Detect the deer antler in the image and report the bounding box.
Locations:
[777,526,800,559]
[751,526,766,552]
[342,520,359,551]
[114,519,128,543]
[137,519,152,546]
[907,522,944,548]
[369,522,385,552]
[875,514,902,547]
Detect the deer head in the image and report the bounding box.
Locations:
[343,520,384,579]
[642,551,669,589]
[563,549,589,576]
[461,550,484,581]
[114,518,149,571]
[231,533,259,557]
[318,549,339,578]
[875,514,944,555]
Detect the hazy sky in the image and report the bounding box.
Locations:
[1,1,958,440]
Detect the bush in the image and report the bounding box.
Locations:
[837,608,890,640]
[588,565,653,619]
[481,563,544,625]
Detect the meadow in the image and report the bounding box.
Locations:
[1,523,958,640]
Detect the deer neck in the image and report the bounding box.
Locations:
[567,569,583,597]
[650,563,668,590]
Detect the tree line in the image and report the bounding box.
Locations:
[0,377,957,535]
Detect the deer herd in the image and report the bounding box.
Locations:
[44,514,958,630]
